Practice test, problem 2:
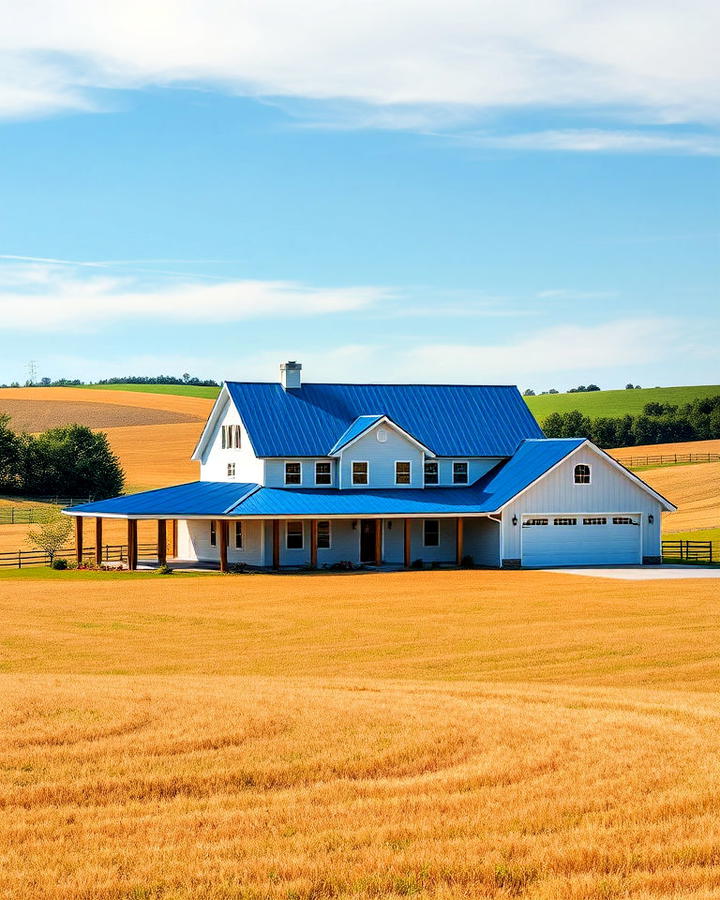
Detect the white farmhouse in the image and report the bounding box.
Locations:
[66,362,675,570]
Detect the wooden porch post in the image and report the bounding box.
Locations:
[218,520,228,573]
[272,520,280,570]
[157,519,167,567]
[375,519,383,566]
[456,517,464,566]
[127,519,137,571]
[404,518,411,568]
[310,519,318,568]
[75,516,83,564]
[94,517,103,565]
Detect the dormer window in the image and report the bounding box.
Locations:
[453,462,468,484]
[395,461,411,485]
[574,464,591,484]
[424,461,438,485]
[315,462,332,485]
[285,462,302,485]
[352,461,369,485]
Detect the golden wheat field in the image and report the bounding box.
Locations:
[1,568,720,899]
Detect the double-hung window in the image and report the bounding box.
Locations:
[352,461,369,485]
[315,462,332,485]
[234,521,243,549]
[227,462,236,477]
[285,462,302,485]
[423,519,440,547]
[210,521,217,547]
[424,461,438,485]
[286,521,304,549]
[395,461,411,485]
[317,520,331,549]
[453,462,468,484]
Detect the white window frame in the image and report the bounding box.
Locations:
[221,425,227,449]
[423,519,440,547]
[315,461,332,486]
[227,462,236,478]
[523,518,549,527]
[232,425,241,449]
[395,460,412,485]
[424,460,439,485]
[284,461,303,485]
[452,461,469,485]
[352,460,369,486]
[583,516,607,525]
[317,520,331,550]
[574,464,591,485]
[286,521,304,550]
[234,520,243,549]
[553,517,577,526]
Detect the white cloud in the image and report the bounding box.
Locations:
[462,128,720,154]
[0,261,389,330]
[0,0,719,137]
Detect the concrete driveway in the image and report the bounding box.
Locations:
[543,565,720,580]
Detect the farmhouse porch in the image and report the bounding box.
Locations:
[71,515,497,571]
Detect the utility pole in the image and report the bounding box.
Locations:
[27,360,38,385]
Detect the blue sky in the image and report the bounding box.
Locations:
[0,1,718,390]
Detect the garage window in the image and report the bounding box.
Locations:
[574,464,591,484]
[523,518,549,526]
[583,517,607,525]
[612,516,636,525]
[554,517,577,526]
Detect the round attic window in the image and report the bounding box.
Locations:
[376,428,388,443]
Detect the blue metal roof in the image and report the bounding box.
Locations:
[328,415,384,454]
[66,481,257,517]
[225,382,544,458]
[64,440,584,518]
[232,439,584,516]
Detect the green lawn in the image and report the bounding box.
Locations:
[0,567,205,580]
[525,384,720,419]
[73,383,221,399]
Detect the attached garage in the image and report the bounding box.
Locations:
[520,514,642,567]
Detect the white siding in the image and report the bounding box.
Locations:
[177,519,265,565]
[464,517,501,567]
[501,446,664,562]
[264,459,337,488]
[432,458,504,486]
[199,395,264,485]
[339,427,424,489]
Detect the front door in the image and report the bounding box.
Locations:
[360,519,377,563]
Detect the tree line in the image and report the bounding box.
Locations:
[542,396,720,448]
[0,373,219,388]
[0,416,124,499]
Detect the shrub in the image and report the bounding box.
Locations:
[410,558,424,569]
[154,564,174,575]
[51,558,68,570]
[460,555,475,569]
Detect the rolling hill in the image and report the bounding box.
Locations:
[524,384,720,419]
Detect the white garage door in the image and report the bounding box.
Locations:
[521,515,641,567]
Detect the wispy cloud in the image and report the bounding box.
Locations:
[0,260,390,331]
[460,129,720,155]
[1,1,719,145]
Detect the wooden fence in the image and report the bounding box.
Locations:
[618,452,719,468]
[662,540,715,564]
[0,507,56,525]
[0,543,158,569]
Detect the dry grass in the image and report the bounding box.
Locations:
[102,422,204,491]
[646,462,720,531]
[0,398,203,432]
[1,570,720,898]
[611,439,720,459]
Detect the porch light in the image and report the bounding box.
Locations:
[387,520,393,529]
[648,514,654,524]
[512,515,518,526]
